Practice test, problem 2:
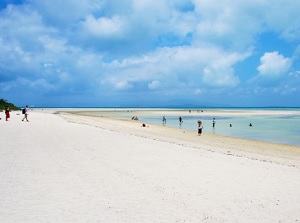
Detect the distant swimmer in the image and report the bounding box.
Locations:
[230,124,232,127]
[249,123,252,127]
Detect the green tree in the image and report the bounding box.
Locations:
[0,99,20,111]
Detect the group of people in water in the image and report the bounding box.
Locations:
[134,112,254,135]
[1,105,30,122]
[175,116,253,135]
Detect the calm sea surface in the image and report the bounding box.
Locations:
[57,107,300,146]
[115,108,300,146]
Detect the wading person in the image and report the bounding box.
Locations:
[212,118,216,127]
[197,120,203,136]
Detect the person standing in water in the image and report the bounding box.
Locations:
[212,118,216,127]
[179,116,182,123]
[162,116,166,124]
[197,119,203,136]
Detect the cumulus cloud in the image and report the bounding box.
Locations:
[148,80,161,90]
[257,51,291,79]
[0,0,300,106]
[193,0,300,50]
[114,80,132,90]
[203,66,239,87]
[82,15,126,38]
[27,0,105,27]
[96,45,247,97]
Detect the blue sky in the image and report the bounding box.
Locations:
[0,0,299,107]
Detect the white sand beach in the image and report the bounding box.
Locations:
[1,109,300,222]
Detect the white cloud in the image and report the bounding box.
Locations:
[132,0,169,18]
[1,0,300,106]
[82,15,126,38]
[28,0,105,27]
[192,0,300,50]
[257,51,291,78]
[148,80,161,90]
[114,80,132,90]
[30,78,56,90]
[202,66,239,87]
[38,36,68,53]
[263,2,300,41]
[99,45,246,93]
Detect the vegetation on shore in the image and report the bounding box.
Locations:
[0,99,20,111]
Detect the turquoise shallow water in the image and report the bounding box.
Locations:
[134,108,300,146]
[58,107,300,146]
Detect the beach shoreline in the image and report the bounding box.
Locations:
[59,109,300,168]
[56,107,300,146]
[1,109,300,222]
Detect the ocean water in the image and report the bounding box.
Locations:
[134,108,300,146]
[59,107,300,146]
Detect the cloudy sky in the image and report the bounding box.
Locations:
[0,0,299,107]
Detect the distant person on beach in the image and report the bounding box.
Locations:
[197,120,203,136]
[162,116,166,124]
[22,105,29,122]
[5,106,10,121]
[212,118,216,127]
[179,116,183,123]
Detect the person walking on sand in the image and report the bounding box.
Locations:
[197,119,203,136]
[5,106,10,121]
[22,105,29,122]
[212,118,216,127]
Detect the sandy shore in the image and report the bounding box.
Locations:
[63,107,300,117]
[1,109,300,222]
